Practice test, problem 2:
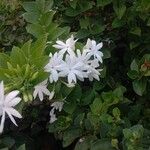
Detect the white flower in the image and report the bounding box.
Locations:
[0,81,22,133]
[51,101,64,111]
[86,60,101,81]
[84,39,103,63]
[44,53,63,83]
[58,54,85,84]
[49,101,64,123]
[49,108,57,123]
[76,49,90,65]
[53,35,77,55]
[33,80,54,101]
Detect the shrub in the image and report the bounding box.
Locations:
[0,0,150,150]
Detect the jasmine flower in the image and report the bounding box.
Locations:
[33,80,54,101]
[0,81,22,133]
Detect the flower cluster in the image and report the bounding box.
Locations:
[45,35,103,86]
[0,36,103,133]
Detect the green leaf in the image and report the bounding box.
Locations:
[87,113,101,130]
[81,88,95,105]
[147,18,150,26]
[63,128,82,147]
[66,84,82,101]
[130,59,139,72]
[75,135,97,150]
[91,139,115,150]
[74,113,85,127]
[65,1,93,17]
[0,148,9,150]
[70,0,78,9]
[10,47,26,66]
[31,35,47,58]
[0,53,10,68]
[21,40,32,58]
[100,66,106,78]
[22,2,38,12]
[113,86,126,100]
[45,0,54,12]
[23,12,39,24]
[76,29,90,39]
[79,18,89,29]
[93,80,106,91]
[97,0,112,7]
[130,27,141,36]
[17,144,26,150]
[133,78,147,96]
[63,100,77,114]
[90,98,103,115]
[26,24,46,38]
[127,70,139,79]
[90,25,105,35]
[36,0,45,13]
[113,0,126,19]
[102,48,111,59]
[130,42,140,50]
[1,137,15,149]
[112,107,120,119]
[112,18,125,28]
[40,11,55,26]
[48,116,72,132]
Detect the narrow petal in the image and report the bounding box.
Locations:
[5,107,22,119]
[49,91,55,100]
[39,91,44,101]
[43,88,51,96]
[0,111,5,133]
[5,91,20,104]
[40,79,48,86]
[51,70,59,82]
[0,81,4,103]
[7,97,21,107]
[33,89,38,99]
[96,54,103,63]
[68,72,76,84]
[5,108,17,126]
[56,40,66,46]
[97,42,103,49]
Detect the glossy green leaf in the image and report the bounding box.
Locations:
[133,78,147,96]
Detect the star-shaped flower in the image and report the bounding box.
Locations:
[44,53,63,83]
[84,39,103,63]
[0,81,22,133]
[53,35,77,55]
[86,60,101,81]
[58,54,85,84]
[33,80,54,101]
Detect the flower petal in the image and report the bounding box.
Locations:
[5,107,22,119]
[0,81,4,103]
[33,89,38,99]
[5,90,20,104]
[39,91,44,101]
[0,110,5,133]
[49,91,55,100]
[7,97,21,107]
[5,108,17,126]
